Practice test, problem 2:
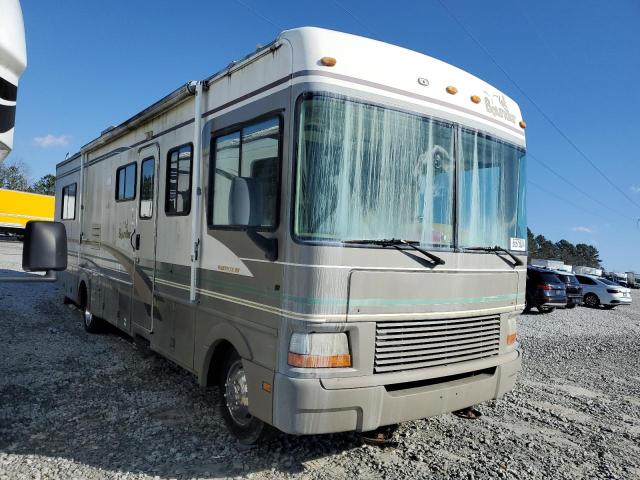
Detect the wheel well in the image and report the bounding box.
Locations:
[206,340,235,386]
[78,281,88,309]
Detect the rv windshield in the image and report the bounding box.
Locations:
[294,94,526,250]
[295,95,455,247]
[458,129,526,250]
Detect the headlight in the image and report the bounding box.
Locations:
[506,317,517,348]
[288,332,351,368]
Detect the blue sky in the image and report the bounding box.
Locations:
[10,0,640,271]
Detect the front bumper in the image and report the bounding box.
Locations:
[272,350,521,435]
[607,296,632,305]
[566,295,583,306]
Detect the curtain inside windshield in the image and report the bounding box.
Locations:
[458,130,526,250]
[295,95,455,247]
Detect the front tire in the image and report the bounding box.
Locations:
[219,351,269,445]
[584,293,600,308]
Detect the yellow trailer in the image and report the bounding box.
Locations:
[0,188,54,235]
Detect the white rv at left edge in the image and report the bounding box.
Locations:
[0,0,27,162]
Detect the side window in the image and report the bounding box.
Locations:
[165,144,193,216]
[577,275,595,285]
[139,157,155,219]
[210,116,280,229]
[115,163,137,201]
[61,183,77,220]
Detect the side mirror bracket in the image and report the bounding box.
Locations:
[247,228,278,262]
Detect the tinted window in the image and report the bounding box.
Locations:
[61,183,77,220]
[165,144,193,216]
[576,275,596,285]
[566,275,580,285]
[116,163,137,201]
[139,157,155,219]
[537,272,560,283]
[210,116,280,228]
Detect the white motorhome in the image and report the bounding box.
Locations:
[573,266,602,277]
[0,0,27,162]
[530,259,572,272]
[56,27,527,443]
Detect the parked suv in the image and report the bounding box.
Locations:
[553,271,583,308]
[575,274,632,309]
[525,266,567,313]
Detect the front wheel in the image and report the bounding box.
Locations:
[584,293,600,308]
[219,351,269,445]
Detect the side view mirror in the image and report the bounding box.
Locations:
[23,221,68,272]
[229,177,277,261]
[229,177,263,226]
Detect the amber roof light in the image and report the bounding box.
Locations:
[470,95,481,104]
[446,86,458,95]
[519,120,527,129]
[320,56,337,67]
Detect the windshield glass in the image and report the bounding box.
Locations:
[459,129,527,249]
[294,94,526,250]
[295,95,454,247]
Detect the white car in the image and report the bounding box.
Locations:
[575,274,632,309]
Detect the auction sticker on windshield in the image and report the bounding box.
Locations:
[510,237,526,251]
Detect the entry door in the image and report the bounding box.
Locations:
[131,145,160,333]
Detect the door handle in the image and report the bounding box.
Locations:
[135,233,141,251]
[130,230,136,250]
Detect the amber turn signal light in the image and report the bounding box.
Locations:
[507,333,517,345]
[288,352,352,368]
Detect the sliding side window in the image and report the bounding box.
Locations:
[210,116,280,229]
[61,183,77,220]
[165,144,193,216]
[115,163,137,201]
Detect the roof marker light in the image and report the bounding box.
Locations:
[446,86,458,95]
[470,95,481,104]
[519,120,527,129]
[320,56,337,67]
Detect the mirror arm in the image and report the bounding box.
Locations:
[246,228,278,262]
[0,270,57,283]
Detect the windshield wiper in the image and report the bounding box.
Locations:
[344,238,445,265]
[464,245,524,266]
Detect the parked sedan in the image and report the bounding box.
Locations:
[525,266,567,313]
[575,274,633,309]
[553,271,583,308]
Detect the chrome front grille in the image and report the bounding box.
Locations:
[374,315,501,373]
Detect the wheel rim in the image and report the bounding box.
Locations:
[224,360,252,427]
[585,295,596,307]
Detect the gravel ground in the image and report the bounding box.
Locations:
[1,240,639,480]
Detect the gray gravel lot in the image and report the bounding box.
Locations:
[1,240,639,480]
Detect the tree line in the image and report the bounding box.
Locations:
[527,228,601,268]
[0,159,55,196]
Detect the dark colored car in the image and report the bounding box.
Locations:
[553,271,583,308]
[525,266,567,313]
